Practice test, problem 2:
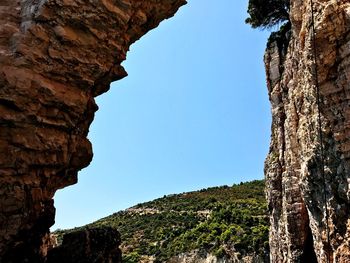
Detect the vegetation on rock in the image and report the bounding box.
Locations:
[55,180,269,262]
[245,0,290,29]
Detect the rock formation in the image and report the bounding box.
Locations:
[46,227,122,263]
[264,0,350,262]
[0,0,186,261]
[1,0,350,262]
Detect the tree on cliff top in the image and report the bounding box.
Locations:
[245,0,290,29]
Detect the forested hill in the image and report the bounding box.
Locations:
[56,180,269,262]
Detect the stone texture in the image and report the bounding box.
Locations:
[1,0,350,262]
[167,249,267,263]
[46,227,121,263]
[265,0,350,262]
[0,0,186,261]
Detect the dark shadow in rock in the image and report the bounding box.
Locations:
[47,227,122,263]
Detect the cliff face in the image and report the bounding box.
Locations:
[2,0,350,262]
[265,0,350,262]
[0,0,186,261]
[46,227,122,263]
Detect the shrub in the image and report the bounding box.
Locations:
[123,251,141,263]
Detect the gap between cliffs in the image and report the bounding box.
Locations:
[1,0,350,262]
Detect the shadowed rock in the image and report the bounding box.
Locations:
[47,227,121,263]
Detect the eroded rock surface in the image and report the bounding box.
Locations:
[47,227,121,263]
[167,249,267,263]
[265,0,350,262]
[2,0,350,262]
[0,0,186,261]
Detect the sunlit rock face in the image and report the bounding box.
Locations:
[0,0,186,261]
[167,249,267,263]
[2,0,350,262]
[264,0,350,262]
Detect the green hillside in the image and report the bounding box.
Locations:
[55,180,269,262]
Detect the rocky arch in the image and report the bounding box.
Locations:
[1,0,350,262]
[0,0,186,261]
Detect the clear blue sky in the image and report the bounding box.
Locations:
[53,0,271,230]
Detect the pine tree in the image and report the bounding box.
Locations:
[245,0,290,29]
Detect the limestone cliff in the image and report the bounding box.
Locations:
[264,0,350,262]
[0,0,186,261]
[1,0,350,262]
